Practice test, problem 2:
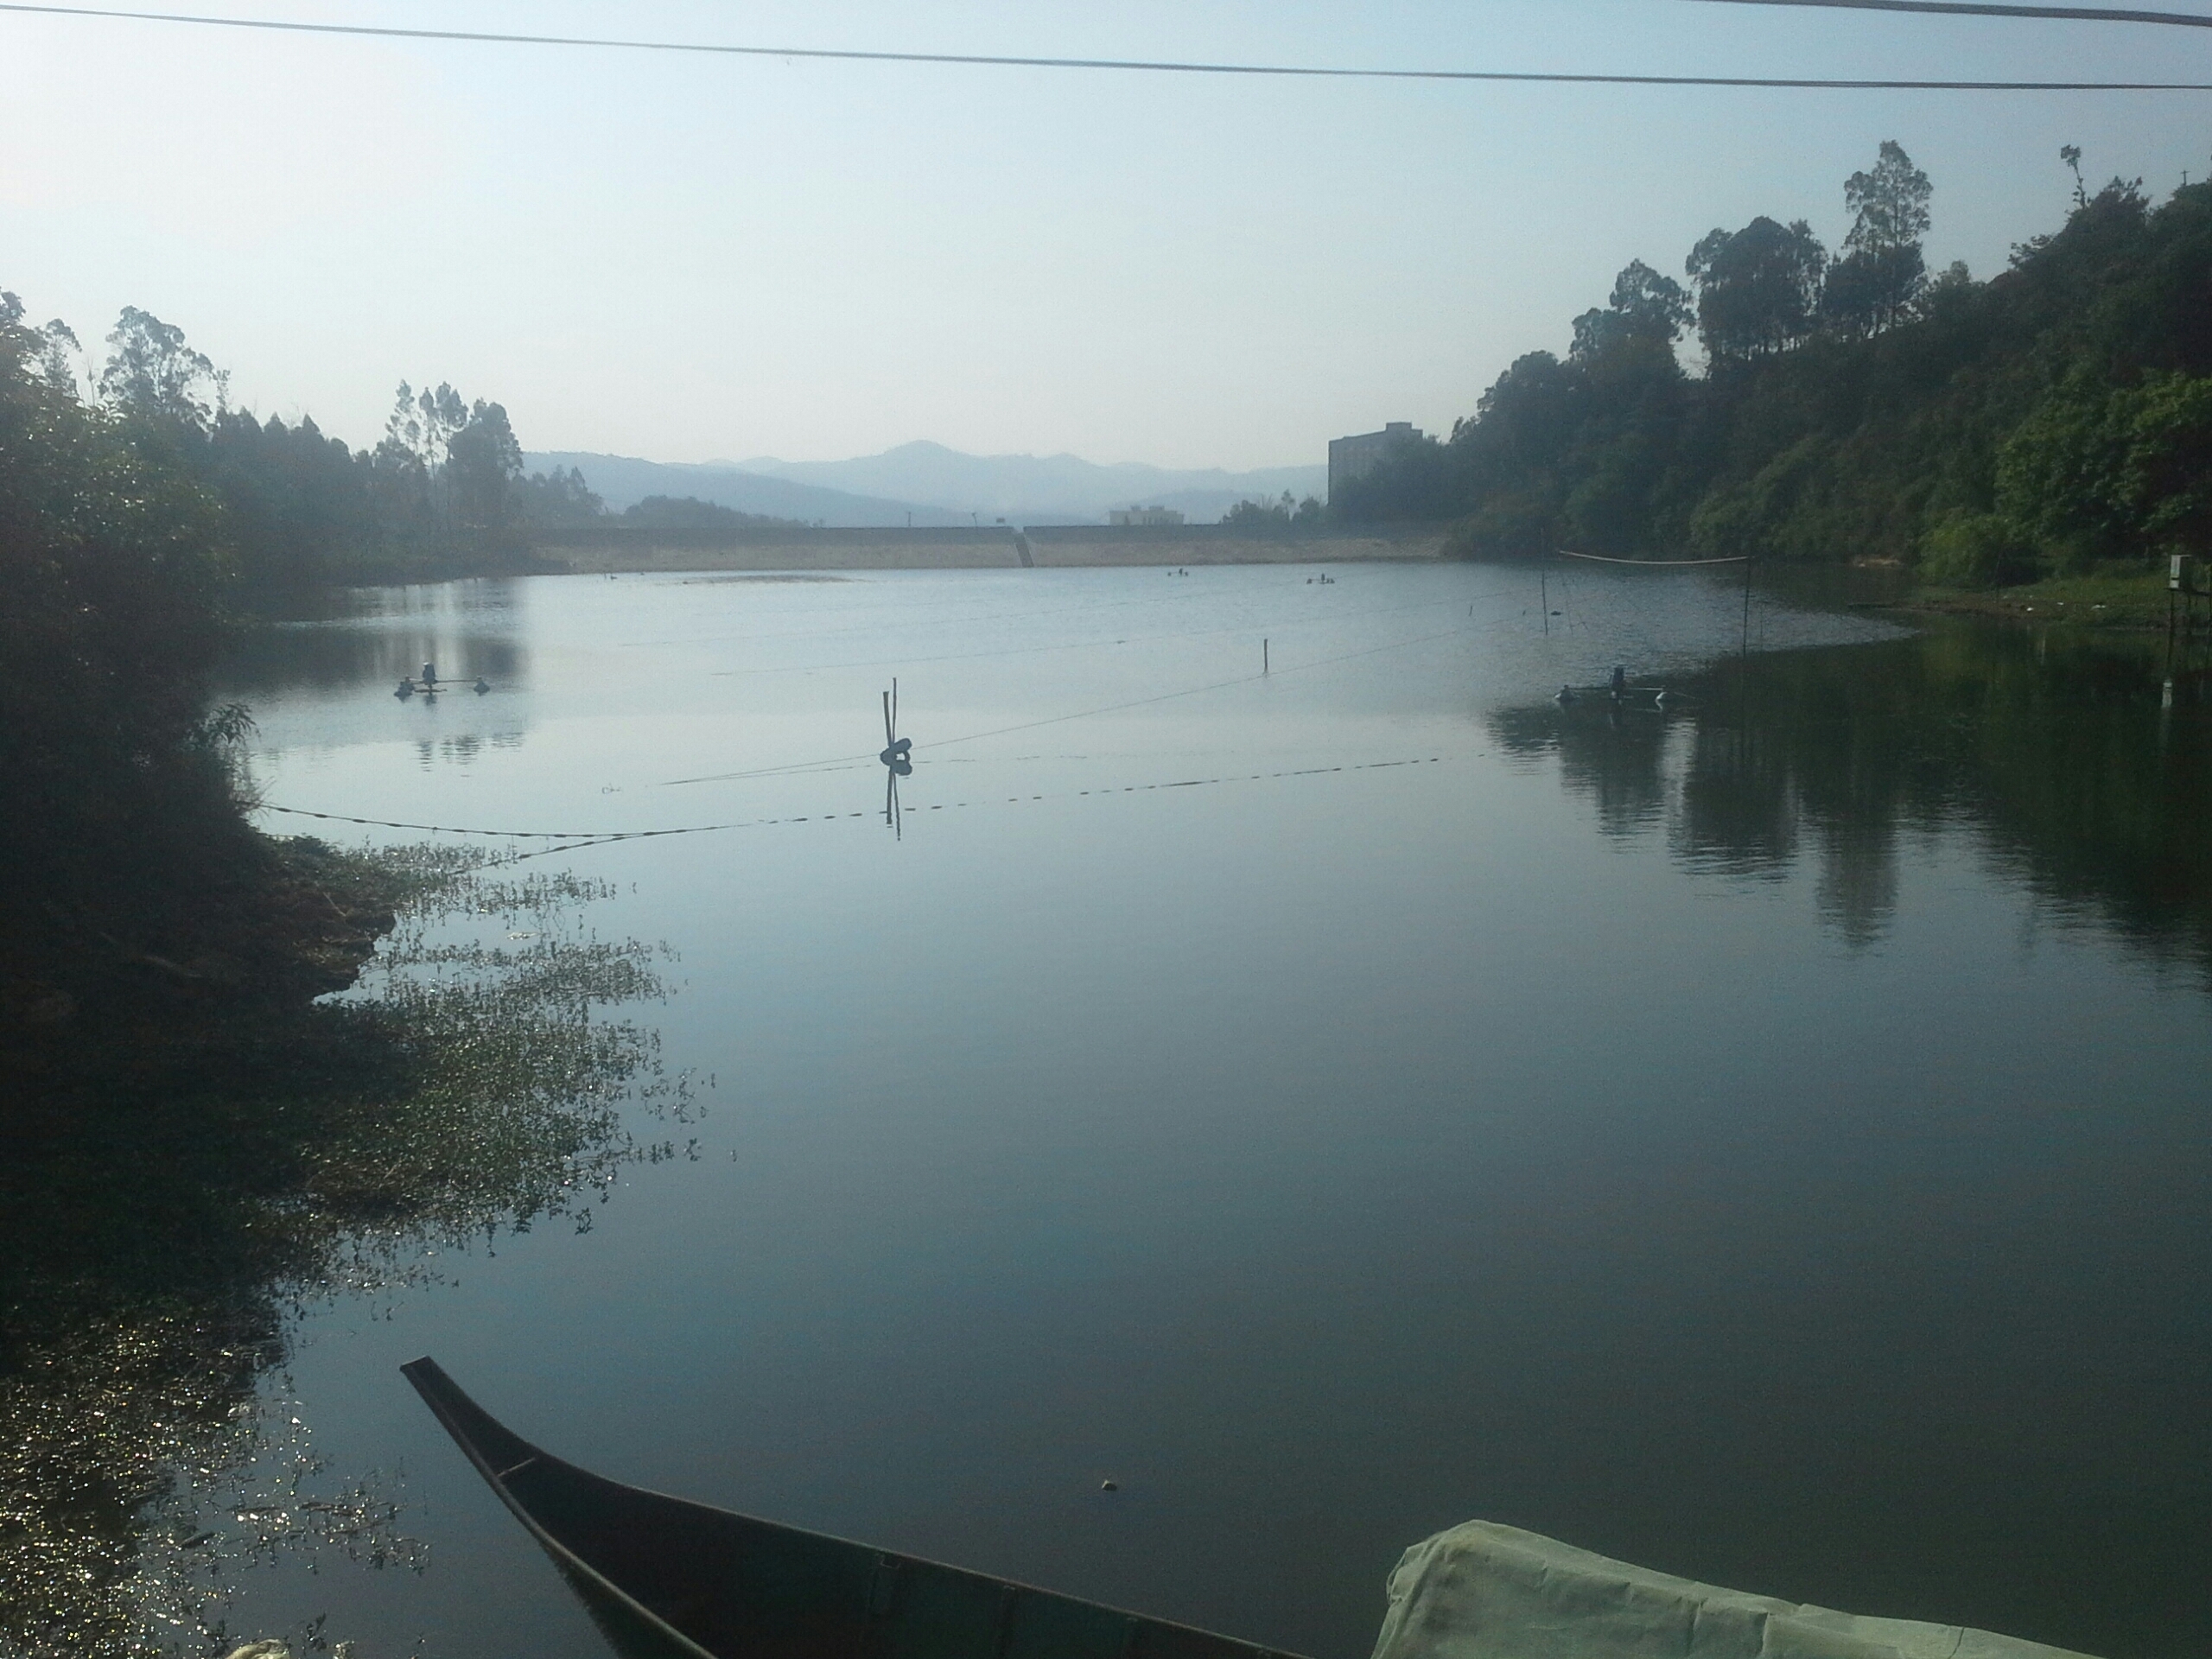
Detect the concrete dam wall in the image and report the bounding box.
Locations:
[529,523,1454,574]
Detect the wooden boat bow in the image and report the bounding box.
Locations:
[402,1357,1308,1659]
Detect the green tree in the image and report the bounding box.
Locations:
[97,306,218,432]
[418,382,468,472]
[1845,140,1933,257]
[33,318,79,393]
[2122,372,2212,555]
[445,399,523,537]
[519,465,607,526]
[1572,259,1694,361]
[1224,491,1300,529]
[1686,217,1827,362]
[207,410,378,592]
[1994,370,2212,569]
[2061,143,2088,210]
[1825,142,1933,338]
[0,289,239,899]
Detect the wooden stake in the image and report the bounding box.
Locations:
[1741,555,1753,657]
[1263,639,1269,675]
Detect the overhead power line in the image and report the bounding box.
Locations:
[1693,0,2212,26]
[3,3,2212,89]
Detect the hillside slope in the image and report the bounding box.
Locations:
[1340,176,2212,585]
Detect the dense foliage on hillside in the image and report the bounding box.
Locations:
[1337,146,2212,585]
[0,290,251,925]
[64,302,554,588]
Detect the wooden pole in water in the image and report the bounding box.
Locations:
[1263,639,1269,675]
[1541,568,1549,636]
[1741,554,1753,658]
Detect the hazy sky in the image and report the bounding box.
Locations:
[4,1,2209,470]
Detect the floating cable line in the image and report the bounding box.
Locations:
[4,3,2212,88]
[1691,0,2212,27]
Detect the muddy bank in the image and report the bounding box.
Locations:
[1,836,401,1109]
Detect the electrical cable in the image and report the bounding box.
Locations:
[1690,0,2212,27]
[4,3,2212,89]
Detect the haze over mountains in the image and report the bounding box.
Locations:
[526,441,1327,529]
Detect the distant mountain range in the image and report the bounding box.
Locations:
[525,442,1327,529]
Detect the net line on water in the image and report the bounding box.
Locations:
[257,755,1457,861]
[8,3,2212,87]
[259,606,1510,839]
[257,576,1603,843]
[505,759,1453,861]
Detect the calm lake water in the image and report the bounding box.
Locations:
[207,563,2209,1659]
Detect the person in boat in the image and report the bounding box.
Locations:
[1555,684,1574,703]
[421,660,438,690]
[1610,664,1626,699]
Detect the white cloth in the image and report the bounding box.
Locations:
[1370,1522,2096,1659]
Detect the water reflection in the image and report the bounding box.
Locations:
[0,851,691,1657]
[1493,621,2212,964]
[225,582,531,700]
[224,624,527,698]
[219,582,537,776]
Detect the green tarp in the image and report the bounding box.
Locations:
[1371,1522,2096,1659]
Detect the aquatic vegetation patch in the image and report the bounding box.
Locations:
[0,842,697,1659]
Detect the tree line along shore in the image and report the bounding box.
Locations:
[10,138,2206,609]
[4,136,2202,1044]
[1338,142,2211,608]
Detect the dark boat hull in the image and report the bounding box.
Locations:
[403,1357,1306,1659]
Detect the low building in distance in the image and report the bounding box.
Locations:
[1328,422,1422,501]
[1109,505,1185,526]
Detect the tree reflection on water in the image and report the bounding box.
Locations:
[1491,620,2212,966]
[0,850,696,1658]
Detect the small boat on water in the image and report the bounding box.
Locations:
[401,1357,1305,1659]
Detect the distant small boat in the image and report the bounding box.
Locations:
[394,676,490,697]
[1554,683,1669,704]
[402,1357,1302,1659]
